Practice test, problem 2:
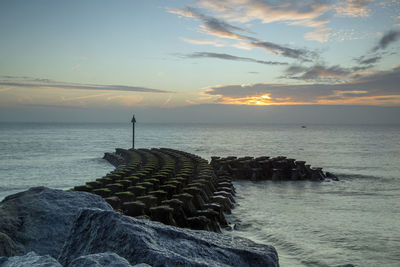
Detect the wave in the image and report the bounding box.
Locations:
[334,172,396,181]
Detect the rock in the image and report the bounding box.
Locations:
[326,172,339,181]
[0,251,62,267]
[68,252,134,267]
[0,187,112,257]
[58,208,279,267]
[0,232,22,257]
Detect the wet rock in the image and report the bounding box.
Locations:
[149,205,176,226]
[0,232,22,257]
[311,168,325,181]
[58,209,279,267]
[214,191,235,204]
[187,215,211,231]
[326,172,339,181]
[122,201,146,217]
[0,187,112,258]
[0,251,62,267]
[104,196,121,210]
[195,209,221,232]
[161,199,188,228]
[210,195,233,213]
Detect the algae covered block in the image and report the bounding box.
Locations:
[115,179,132,188]
[115,191,135,202]
[122,201,146,217]
[106,183,124,194]
[128,185,146,196]
[105,196,121,209]
[86,181,102,189]
[93,188,112,198]
[74,185,92,193]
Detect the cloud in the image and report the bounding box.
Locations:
[203,66,400,105]
[182,52,288,65]
[180,37,226,47]
[169,7,317,60]
[0,78,170,93]
[249,41,317,61]
[169,7,250,40]
[0,75,32,79]
[284,64,351,81]
[196,0,334,42]
[335,0,374,17]
[372,30,400,51]
[356,55,382,65]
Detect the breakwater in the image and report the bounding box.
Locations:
[73,147,336,232]
[211,155,338,181]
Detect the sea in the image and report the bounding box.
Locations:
[0,122,399,267]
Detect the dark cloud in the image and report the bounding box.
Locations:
[357,55,382,65]
[0,75,32,79]
[351,30,400,69]
[170,7,318,61]
[183,52,288,65]
[179,7,251,40]
[205,66,400,103]
[250,41,316,61]
[0,79,170,93]
[373,30,400,51]
[284,64,350,81]
[351,65,374,72]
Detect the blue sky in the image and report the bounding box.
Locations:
[0,0,400,121]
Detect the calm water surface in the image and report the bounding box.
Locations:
[0,122,399,266]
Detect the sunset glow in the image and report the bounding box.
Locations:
[1,0,400,122]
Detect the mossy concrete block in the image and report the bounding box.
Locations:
[115,192,135,203]
[105,196,121,210]
[73,185,92,193]
[122,201,146,217]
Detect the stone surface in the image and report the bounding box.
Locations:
[68,252,133,267]
[0,251,62,267]
[0,187,112,258]
[0,232,22,257]
[59,208,279,267]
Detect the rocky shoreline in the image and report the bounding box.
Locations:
[0,147,337,266]
[0,187,278,266]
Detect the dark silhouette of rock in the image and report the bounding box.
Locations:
[326,172,339,181]
[58,208,279,267]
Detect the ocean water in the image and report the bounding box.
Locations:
[0,122,399,266]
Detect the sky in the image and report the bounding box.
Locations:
[0,0,400,123]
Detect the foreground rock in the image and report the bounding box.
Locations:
[59,208,279,267]
[68,252,150,267]
[0,187,112,258]
[0,187,279,267]
[0,252,61,267]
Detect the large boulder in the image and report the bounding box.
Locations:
[0,251,62,267]
[68,252,145,267]
[0,187,112,258]
[59,209,279,267]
